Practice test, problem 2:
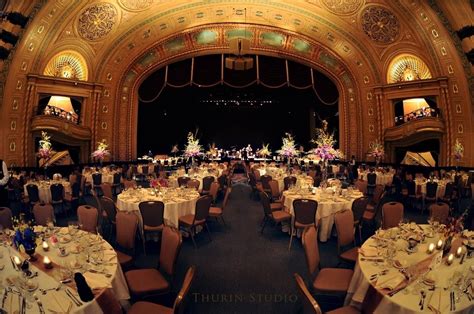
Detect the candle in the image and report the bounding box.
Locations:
[42,241,49,251]
[43,256,52,269]
[427,243,435,253]
[436,239,443,250]
[456,246,463,258]
[446,253,454,265]
[13,256,21,267]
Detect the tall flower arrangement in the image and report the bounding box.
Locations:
[206,143,218,158]
[183,131,203,159]
[256,143,272,158]
[311,120,343,161]
[453,139,464,162]
[91,139,110,161]
[277,133,298,158]
[368,140,385,165]
[37,131,54,161]
[13,217,36,252]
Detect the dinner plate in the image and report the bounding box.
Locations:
[57,251,69,257]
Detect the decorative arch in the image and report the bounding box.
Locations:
[386,53,432,84]
[43,50,89,81]
[112,24,362,161]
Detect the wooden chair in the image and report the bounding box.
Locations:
[99,196,117,239]
[128,266,195,314]
[139,201,165,255]
[259,192,291,235]
[302,226,353,294]
[125,226,182,299]
[294,273,359,314]
[33,203,55,226]
[334,210,358,263]
[100,183,114,199]
[0,207,13,229]
[381,202,404,229]
[77,205,99,233]
[186,179,200,191]
[351,197,370,243]
[178,195,212,248]
[289,199,317,250]
[209,187,231,226]
[115,211,138,270]
[429,202,449,224]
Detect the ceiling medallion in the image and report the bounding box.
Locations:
[43,50,88,81]
[387,54,432,84]
[321,0,364,15]
[361,6,400,44]
[118,0,154,12]
[78,3,117,41]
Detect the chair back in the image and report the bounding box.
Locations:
[141,166,148,175]
[70,182,81,198]
[354,180,367,195]
[269,180,280,199]
[113,172,122,185]
[302,226,320,276]
[173,266,196,314]
[0,207,13,229]
[294,273,322,314]
[96,288,122,314]
[261,175,272,190]
[160,226,183,276]
[201,176,215,192]
[217,174,227,188]
[443,182,454,198]
[92,173,102,186]
[334,210,355,247]
[372,185,384,203]
[429,202,449,224]
[100,183,113,199]
[77,205,99,233]
[187,179,200,190]
[100,197,117,224]
[253,170,261,181]
[222,187,231,210]
[50,184,64,202]
[367,172,377,185]
[351,196,370,223]
[208,182,219,202]
[426,182,438,198]
[259,192,273,216]
[116,211,138,250]
[123,179,137,190]
[33,203,54,226]
[248,172,257,188]
[26,184,40,203]
[293,199,317,225]
[382,202,404,229]
[139,201,165,229]
[194,195,212,222]
[406,180,416,196]
[283,176,297,190]
[177,176,190,187]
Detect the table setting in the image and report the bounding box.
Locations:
[282,186,363,242]
[0,220,130,313]
[116,186,200,229]
[346,220,474,313]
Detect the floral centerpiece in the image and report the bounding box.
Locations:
[453,139,464,162]
[368,140,385,166]
[171,144,179,156]
[206,143,218,159]
[37,131,54,165]
[91,139,110,163]
[256,143,272,158]
[442,208,468,256]
[183,131,203,166]
[277,133,298,165]
[13,218,37,260]
[311,120,343,162]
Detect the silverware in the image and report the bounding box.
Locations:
[33,294,45,314]
[388,286,405,297]
[65,289,82,306]
[1,288,7,308]
[420,290,426,310]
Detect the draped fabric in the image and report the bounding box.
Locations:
[139,54,338,105]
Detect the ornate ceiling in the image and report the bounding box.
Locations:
[0,0,472,166]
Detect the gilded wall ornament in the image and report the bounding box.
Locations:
[118,0,153,12]
[361,6,400,44]
[78,3,117,41]
[321,0,364,15]
[44,50,88,81]
[387,54,431,84]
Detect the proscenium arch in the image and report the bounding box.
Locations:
[113,24,362,161]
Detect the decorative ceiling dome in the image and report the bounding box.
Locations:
[387,54,432,84]
[43,50,88,81]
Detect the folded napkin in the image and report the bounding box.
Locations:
[358,247,378,257]
[45,290,75,313]
[375,273,405,290]
[84,272,112,289]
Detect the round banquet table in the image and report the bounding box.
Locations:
[345,224,474,314]
[0,227,129,313]
[24,180,71,203]
[116,187,200,230]
[361,171,394,186]
[282,188,363,242]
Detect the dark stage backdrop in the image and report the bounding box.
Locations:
[137,55,339,156]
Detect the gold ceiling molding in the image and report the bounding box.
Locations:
[117,0,154,12]
[387,54,432,84]
[43,50,89,81]
[321,0,364,15]
[77,2,118,41]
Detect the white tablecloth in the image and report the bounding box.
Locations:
[24,180,71,203]
[116,188,200,229]
[0,228,129,314]
[282,189,363,242]
[415,179,449,198]
[346,225,474,314]
[361,171,394,186]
